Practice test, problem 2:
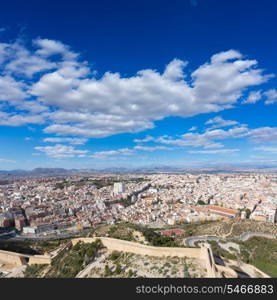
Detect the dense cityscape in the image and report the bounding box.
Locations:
[1,173,276,237]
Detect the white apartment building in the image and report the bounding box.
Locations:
[113,182,125,194]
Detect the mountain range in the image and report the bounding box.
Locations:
[0,164,277,179]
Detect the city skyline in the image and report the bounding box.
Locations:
[0,0,277,170]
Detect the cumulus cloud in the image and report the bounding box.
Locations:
[43,111,154,137]
[0,38,274,139]
[0,75,27,103]
[32,48,271,137]
[156,134,224,149]
[164,126,277,148]
[3,41,56,77]
[134,145,172,151]
[91,148,134,159]
[249,127,277,143]
[264,89,277,104]
[254,146,277,154]
[205,116,239,128]
[162,58,188,80]
[210,50,242,64]
[139,119,277,149]
[33,38,78,60]
[133,136,155,143]
[34,144,89,158]
[0,111,44,126]
[188,149,239,154]
[43,137,88,145]
[242,90,262,104]
[154,126,250,149]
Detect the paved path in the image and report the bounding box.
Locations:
[76,252,106,278]
[184,232,277,247]
[2,229,91,242]
[0,231,16,240]
[3,265,27,278]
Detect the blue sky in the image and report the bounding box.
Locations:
[0,0,277,170]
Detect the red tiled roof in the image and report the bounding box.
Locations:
[160,229,185,236]
[207,205,238,215]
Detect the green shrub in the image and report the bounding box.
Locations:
[108,251,121,261]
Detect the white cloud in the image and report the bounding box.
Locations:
[188,149,239,154]
[153,122,277,148]
[0,38,274,139]
[0,158,16,163]
[3,41,56,77]
[188,126,197,131]
[33,38,78,60]
[205,116,239,128]
[17,101,48,113]
[254,146,277,154]
[155,126,250,149]
[134,145,172,151]
[29,45,272,137]
[156,134,224,149]
[242,90,262,104]
[34,144,89,158]
[162,58,188,81]
[210,50,242,64]
[43,111,153,137]
[0,75,27,102]
[0,112,44,126]
[249,127,277,143]
[264,89,277,104]
[91,148,134,159]
[191,50,272,106]
[43,137,88,145]
[133,136,155,143]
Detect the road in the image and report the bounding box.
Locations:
[76,252,106,278]
[184,232,277,247]
[0,228,92,242]
[0,230,16,240]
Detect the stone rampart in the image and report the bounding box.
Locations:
[0,250,51,266]
[72,237,202,258]
[0,250,26,266]
[28,255,52,265]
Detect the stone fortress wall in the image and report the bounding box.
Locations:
[72,237,221,277]
[28,255,52,265]
[0,249,51,267]
[0,250,26,267]
[0,237,270,278]
[72,237,202,258]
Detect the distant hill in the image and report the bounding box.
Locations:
[0,164,277,179]
[31,168,72,174]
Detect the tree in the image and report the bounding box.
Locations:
[183,264,190,278]
[86,247,95,258]
[197,200,206,205]
[115,263,122,275]
[245,209,252,218]
[104,265,111,277]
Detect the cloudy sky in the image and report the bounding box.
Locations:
[0,0,277,169]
